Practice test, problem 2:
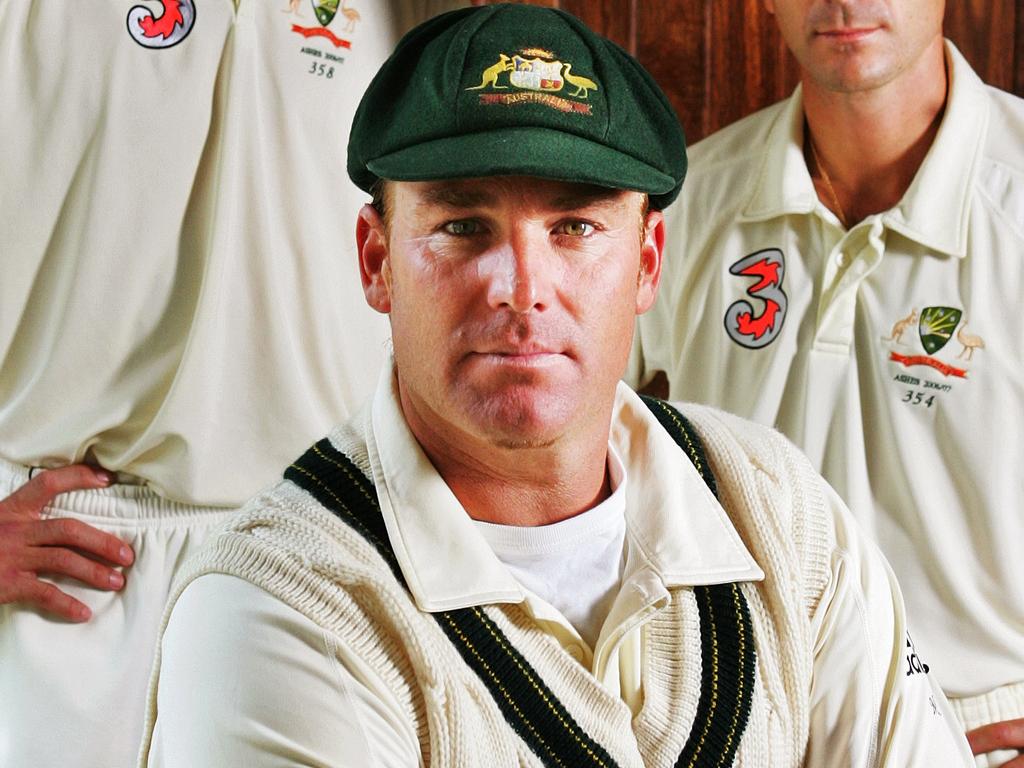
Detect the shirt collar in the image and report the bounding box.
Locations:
[882,41,987,258]
[740,85,819,223]
[610,387,763,588]
[363,362,763,614]
[741,40,987,259]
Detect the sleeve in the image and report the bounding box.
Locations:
[806,484,975,767]
[144,574,420,768]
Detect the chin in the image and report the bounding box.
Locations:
[465,387,575,449]
[815,52,902,93]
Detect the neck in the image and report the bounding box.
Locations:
[399,386,614,528]
[437,444,612,527]
[802,38,947,227]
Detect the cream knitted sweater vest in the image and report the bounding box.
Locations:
[141,403,833,767]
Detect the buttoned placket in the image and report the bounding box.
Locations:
[590,560,672,707]
[512,540,673,691]
[814,215,886,353]
[791,213,887,467]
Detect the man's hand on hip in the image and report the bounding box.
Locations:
[0,465,135,622]
[967,718,1024,767]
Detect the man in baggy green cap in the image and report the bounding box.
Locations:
[140,5,973,766]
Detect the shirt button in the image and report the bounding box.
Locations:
[835,251,850,267]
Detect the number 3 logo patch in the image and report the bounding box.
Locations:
[127,1,196,49]
[724,248,788,349]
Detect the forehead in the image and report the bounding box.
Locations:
[390,176,641,213]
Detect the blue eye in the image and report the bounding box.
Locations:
[443,220,480,236]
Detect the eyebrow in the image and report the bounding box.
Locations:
[419,186,497,209]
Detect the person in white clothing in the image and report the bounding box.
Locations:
[142,5,974,766]
[0,2,463,766]
[629,1,1024,765]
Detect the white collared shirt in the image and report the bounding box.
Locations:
[631,41,1024,699]
[149,365,973,766]
[473,445,628,651]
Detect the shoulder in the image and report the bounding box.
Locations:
[686,98,790,176]
[149,572,419,767]
[977,85,1024,237]
[946,40,1024,178]
[662,96,792,255]
[672,402,837,613]
[166,412,391,630]
[672,401,812,483]
[981,84,1024,169]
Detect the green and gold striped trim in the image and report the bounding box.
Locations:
[286,441,618,767]
[641,396,757,768]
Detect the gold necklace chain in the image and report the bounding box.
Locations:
[808,135,848,229]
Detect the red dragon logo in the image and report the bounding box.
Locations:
[724,248,788,349]
[127,1,196,49]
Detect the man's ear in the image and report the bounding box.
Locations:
[636,209,664,315]
[357,203,392,314]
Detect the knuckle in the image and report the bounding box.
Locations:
[0,542,28,572]
[33,581,67,609]
[0,572,82,619]
[91,562,113,586]
[0,567,27,602]
[33,465,92,498]
[0,490,32,518]
[21,575,53,602]
[50,548,76,572]
[995,721,1023,744]
[23,576,48,599]
[33,580,87,620]
[52,517,80,540]
[34,470,61,495]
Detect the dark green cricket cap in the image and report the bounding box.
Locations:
[347,3,687,209]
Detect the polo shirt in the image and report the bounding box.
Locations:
[631,41,1024,698]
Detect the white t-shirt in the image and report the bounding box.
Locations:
[474,447,627,650]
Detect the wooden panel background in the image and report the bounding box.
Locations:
[481,1,1023,143]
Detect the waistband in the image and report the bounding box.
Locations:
[948,680,1024,732]
[0,456,235,522]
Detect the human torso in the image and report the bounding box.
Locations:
[150,403,823,767]
[635,55,1024,696]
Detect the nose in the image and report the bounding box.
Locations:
[483,230,555,313]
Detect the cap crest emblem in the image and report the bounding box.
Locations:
[467,48,598,114]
